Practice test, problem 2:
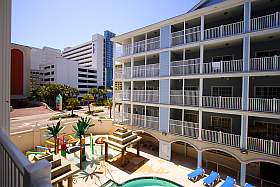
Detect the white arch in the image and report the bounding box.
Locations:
[170,139,199,151]
[201,147,242,162]
[133,130,160,142]
[245,158,280,166]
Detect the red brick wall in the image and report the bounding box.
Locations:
[11,49,24,95]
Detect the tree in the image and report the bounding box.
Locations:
[88,88,98,101]
[67,98,80,116]
[73,117,94,169]
[98,87,108,100]
[104,99,113,118]
[82,94,94,113]
[46,121,64,154]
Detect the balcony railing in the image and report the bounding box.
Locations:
[203,96,242,110]
[170,90,183,105]
[114,69,123,79]
[0,129,52,187]
[123,112,131,125]
[123,67,131,79]
[146,63,160,78]
[114,90,122,101]
[249,98,280,113]
[169,119,199,139]
[146,36,160,51]
[113,112,123,123]
[133,65,146,78]
[201,129,241,148]
[204,21,244,40]
[134,40,146,54]
[171,26,201,46]
[170,58,200,76]
[250,56,280,72]
[133,90,146,102]
[146,116,159,130]
[203,59,243,74]
[247,137,280,156]
[116,43,132,57]
[170,90,199,106]
[251,12,280,32]
[146,90,159,103]
[123,90,131,101]
[132,114,145,127]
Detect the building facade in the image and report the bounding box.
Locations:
[62,31,115,88]
[112,0,280,186]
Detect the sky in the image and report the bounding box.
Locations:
[12,0,199,50]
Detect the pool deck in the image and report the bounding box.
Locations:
[72,146,238,187]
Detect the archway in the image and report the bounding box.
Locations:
[133,131,159,157]
[202,149,240,181]
[171,140,197,169]
[246,161,280,187]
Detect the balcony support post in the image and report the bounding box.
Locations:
[240,162,247,186]
[131,37,134,54]
[184,20,186,44]
[144,105,147,128]
[197,150,203,168]
[200,15,204,41]
[244,0,251,33]
[242,76,249,111]
[199,78,203,107]
[198,110,202,140]
[240,115,248,150]
[145,33,147,52]
[182,109,184,136]
[159,140,171,161]
[200,45,204,74]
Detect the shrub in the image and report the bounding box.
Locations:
[85,109,104,115]
[49,113,78,120]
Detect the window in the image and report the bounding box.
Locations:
[211,86,233,97]
[255,87,280,99]
[184,113,198,123]
[212,55,233,62]
[184,86,199,91]
[255,49,280,58]
[249,121,280,141]
[209,116,232,133]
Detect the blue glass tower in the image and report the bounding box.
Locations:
[104,30,116,88]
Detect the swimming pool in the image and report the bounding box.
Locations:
[105,177,183,187]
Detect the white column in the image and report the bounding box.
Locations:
[200,15,204,41]
[131,37,134,54]
[240,115,248,149]
[131,57,134,78]
[198,110,202,140]
[183,20,186,44]
[240,162,247,186]
[144,105,147,128]
[197,150,203,168]
[199,78,203,107]
[200,45,204,74]
[242,76,249,111]
[0,0,11,134]
[159,140,171,161]
[244,0,251,33]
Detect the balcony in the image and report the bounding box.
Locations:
[146,36,160,51]
[170,90,199,106]
[169,119,199,139]
[249,98,280,113]
[247,137,280,156]
[203,59,243,74]
[133,65,145,78]
[123,67,131,79]
[133,36,160,54]
[250,56,280,72]
[170,58,200,76]
[133,90,146,103]
[116,43,132,57]
[202,96,242,110]
[132,90,159,103]
[171,26,201,46]
[114,90,122,101]
[132,114,145,127]
[251,12,280,32]
[123,112,131,125]
[132,64,159,78]
[146,116,159,130]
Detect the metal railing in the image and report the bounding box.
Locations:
[122,112,131,125]
[123,67,131,79]
[250,56,280,72]
[146,90,159,103]
[114,70,123,79]
[171,26,201,46]
[0,130,52,187]
[114,90,122,101]
[132,114,145,127]
[123,90,131,101]
[249,98,280,113]
[203,59,243,74]
[146,63,160,78]
[251,12,280,31]
[116,43,132,57]
[201,129,241,148]
[133,65,146,78]
[169,119,183,135]
[133,90,146,102]
[184,91,199,106]
[247,137,280,156]
[170,90,183,105]
[170,58,200,76]
[169,119,199,139]
[133,40,146,54]
[204,21,244,40]
[202,96,242,110]
[146,116,159,130]
[146,36,160,51]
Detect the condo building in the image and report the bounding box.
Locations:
[112,0,280,186]
[62,30,116,88]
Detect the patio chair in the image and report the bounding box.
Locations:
[187,167,205,181]
[220,176,236,187]
[244,183,255,187]
[203,171,220,186]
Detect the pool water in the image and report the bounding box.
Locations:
[106,177,183,187]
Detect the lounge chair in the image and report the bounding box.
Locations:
[220,176,236,187]
[187,167,205,181]
[203,171,220,186]
[244,183,255,187]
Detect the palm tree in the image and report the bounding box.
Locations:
[47,121,64,154]
[88,88,98,101]
[82,94,94,113]
[67,98,80,116]
[104,99,113,118]
[98,87,108,100]
[73,117,94,169]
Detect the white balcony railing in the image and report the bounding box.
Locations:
[113,112,123,123]
[132,114,145,127]
[146,90,159,103]
[251,12,280,32]
[203,59,243,74]
[202,129,241,148]
[123,67,131,79]
[169,119,183,135]
[114,90,122,101]
[116,43,132,57]
[146,63,160,78]
[203,96,242,110]
[134,40,146,54]
[171,26,201,46]
[204,21,244,40]
[184,91,199,106]
[247,137,280,156]
[133,90,146,102]
[123,112,131,125]
[146,36,160,51]
[114,70,123,79]
[249,98,280,113]
[146,116,159,130]
[170,90,183,105]
[169,119,199,139]
[171,30,184,46]
[170,58,200,76]
[250,56,280,72]
[0,130,52,187]
[123,90,131,101]
[133,65,146,78]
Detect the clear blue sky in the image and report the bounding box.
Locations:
[12,0,198,50]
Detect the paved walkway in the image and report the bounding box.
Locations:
[10,106,53,118]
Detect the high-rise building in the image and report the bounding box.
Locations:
[112,0,280,186]
[62,31,116,88]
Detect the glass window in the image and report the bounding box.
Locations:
[211,87,233,97]
[255,87,280,99]
[249,121,280,141]
[209,116,232,133]
[184,113,198,123]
